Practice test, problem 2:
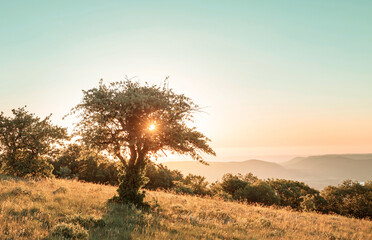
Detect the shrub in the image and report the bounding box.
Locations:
[51,223,89,240]
[57,167,72,178]
[300,194,317,212]
[267,179,320,210]
[220,173,248,197]
[65,214,105,228]
[183,174,210,196]
[321,180,372,218]
[173,181,194,195]
[210,182,233,201]
[144,162,183,190]
[237,180,279,205]
[52,144,120,185]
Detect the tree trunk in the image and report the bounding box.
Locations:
[115,149,148,207]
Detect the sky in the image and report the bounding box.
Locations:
[0,1,371,162]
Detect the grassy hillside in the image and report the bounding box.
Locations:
[0,176,371,240]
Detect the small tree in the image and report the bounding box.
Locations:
[267,179,321,210]
[53,144,83,177]
[71,79,215,206]
[144,162,183,190]
[183,174,210,195]
[321,180,372,218]
[0,107,67,177]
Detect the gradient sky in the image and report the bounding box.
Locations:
[1,1,371,162]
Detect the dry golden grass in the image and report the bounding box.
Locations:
[0,175,371,240]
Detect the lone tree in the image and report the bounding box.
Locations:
[71,79,215,206]
[0,107,68,177]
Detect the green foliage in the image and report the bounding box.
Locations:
[300,194,317,212]
[217,173,329,209]
[54,146,187,189]
[52,144,82,178]
[220,173,257,199]
[173,181,195,195]
[0,107,67,177]
[114,164,149,208]
[183,174,210,196]
[51,223,89,240]
[65,214,106,228]
[53,144,120,185]
[70,79,215,205]
[170,174,211,196]
[267,179,322,210]
[322,180,372,218]
[77,152,119,185]
[144,162,183,190]
[57,166,72,178]
[210,182,234,200]
[239,180,280,205]
[219,174,279,205]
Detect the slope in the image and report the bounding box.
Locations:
[0,176,371,239]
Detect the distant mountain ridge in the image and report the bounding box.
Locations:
[283,153,372,183]
[163,154,372,189]
[163,159,306,184]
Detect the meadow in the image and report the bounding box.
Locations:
[0,175,371,240]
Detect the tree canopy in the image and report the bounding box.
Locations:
[72,80,215,165]
[0,107,68,177]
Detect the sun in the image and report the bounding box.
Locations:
[148,123,156,131]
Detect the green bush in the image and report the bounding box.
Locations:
[144,162,183,190]
[57,166,72,178]
[183,174,210,196]
[321,180,372,218]
[52,144,120,185]
[173,181,195,195]
[220,173,249,197]
[237,180,279,205]
[267,179,321,210]
[51,223,89,240]
[65,214,105,228]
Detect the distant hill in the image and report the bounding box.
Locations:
[163,159,306,182]
[283,154,372,183]
[163,154,372,189]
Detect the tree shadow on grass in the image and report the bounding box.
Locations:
[89,202,150,240]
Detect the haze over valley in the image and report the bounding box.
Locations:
[163,153,372,189]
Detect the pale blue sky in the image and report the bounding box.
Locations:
[1,1,371,161]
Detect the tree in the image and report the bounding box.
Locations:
[71,79,215,206]
[267,179,322,210]
[240,180,279,205]
[321,180,372,218]
[183,174,210,195]
[53,143,83,178]
[144,162,183,190]
[0,107,67,177]
[53,143,121,185]
[220,173,258,199]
